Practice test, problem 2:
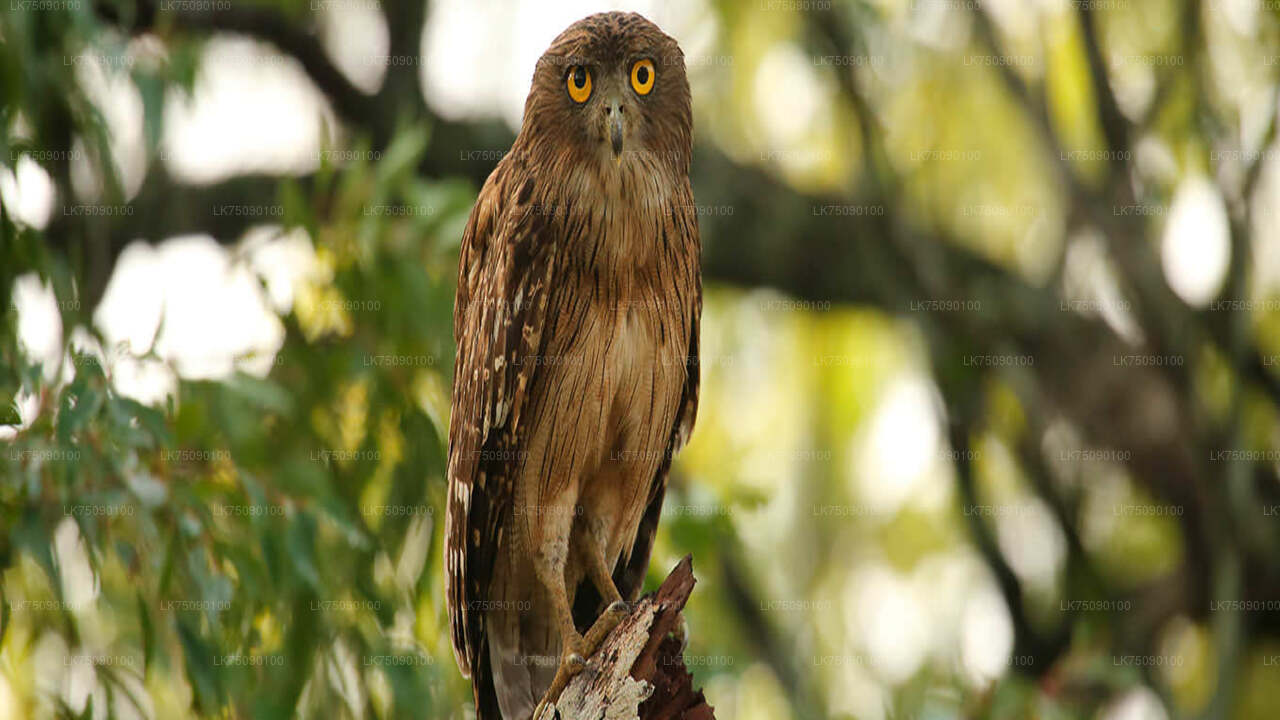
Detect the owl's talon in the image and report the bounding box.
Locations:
[532,696,557,720]
[581,599,628,654]
[671,611,689,654]
[535,638,590,719]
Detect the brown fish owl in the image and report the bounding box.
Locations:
[444,11,700,720]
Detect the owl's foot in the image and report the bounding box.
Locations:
[533,600,629,717]
[670,610,689,654]
[533,635,589,720]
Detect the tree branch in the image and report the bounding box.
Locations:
[538,557,715,720]
[946,404,1072,675]
[105,0,384,136]
[1074,1,1132,182]
[968,4,1084,199]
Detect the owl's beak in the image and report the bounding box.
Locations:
[608,100,624,160]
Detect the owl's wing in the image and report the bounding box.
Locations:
[613,196,702,602]
[446,160,556,689]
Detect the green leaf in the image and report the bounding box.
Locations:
[224,373,293,415]
[56,381,103,444]
[177,617,223,714]
[374,126,429,187]
[138,591,155,675]
[286,513,321,592]
[133,70,166,151]
[0,393,19,425]
[0,582,8,647]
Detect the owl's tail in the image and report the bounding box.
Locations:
[472,644,505,720]
[486,600,559,720]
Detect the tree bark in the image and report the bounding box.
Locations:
[537,556,715,720]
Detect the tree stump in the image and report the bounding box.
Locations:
[536,556,716,720]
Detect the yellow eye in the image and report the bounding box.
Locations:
[566,65,592,103]
[630,59,655,95]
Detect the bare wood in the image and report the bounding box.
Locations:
[536,556,715,720]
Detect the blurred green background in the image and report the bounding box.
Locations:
[3,0,1280,718]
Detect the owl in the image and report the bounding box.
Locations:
[444,11,701,720]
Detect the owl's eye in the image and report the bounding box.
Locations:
[566,65,592,103]
[630,59,655,95]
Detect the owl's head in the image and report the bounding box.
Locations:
[521,12,692,175]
